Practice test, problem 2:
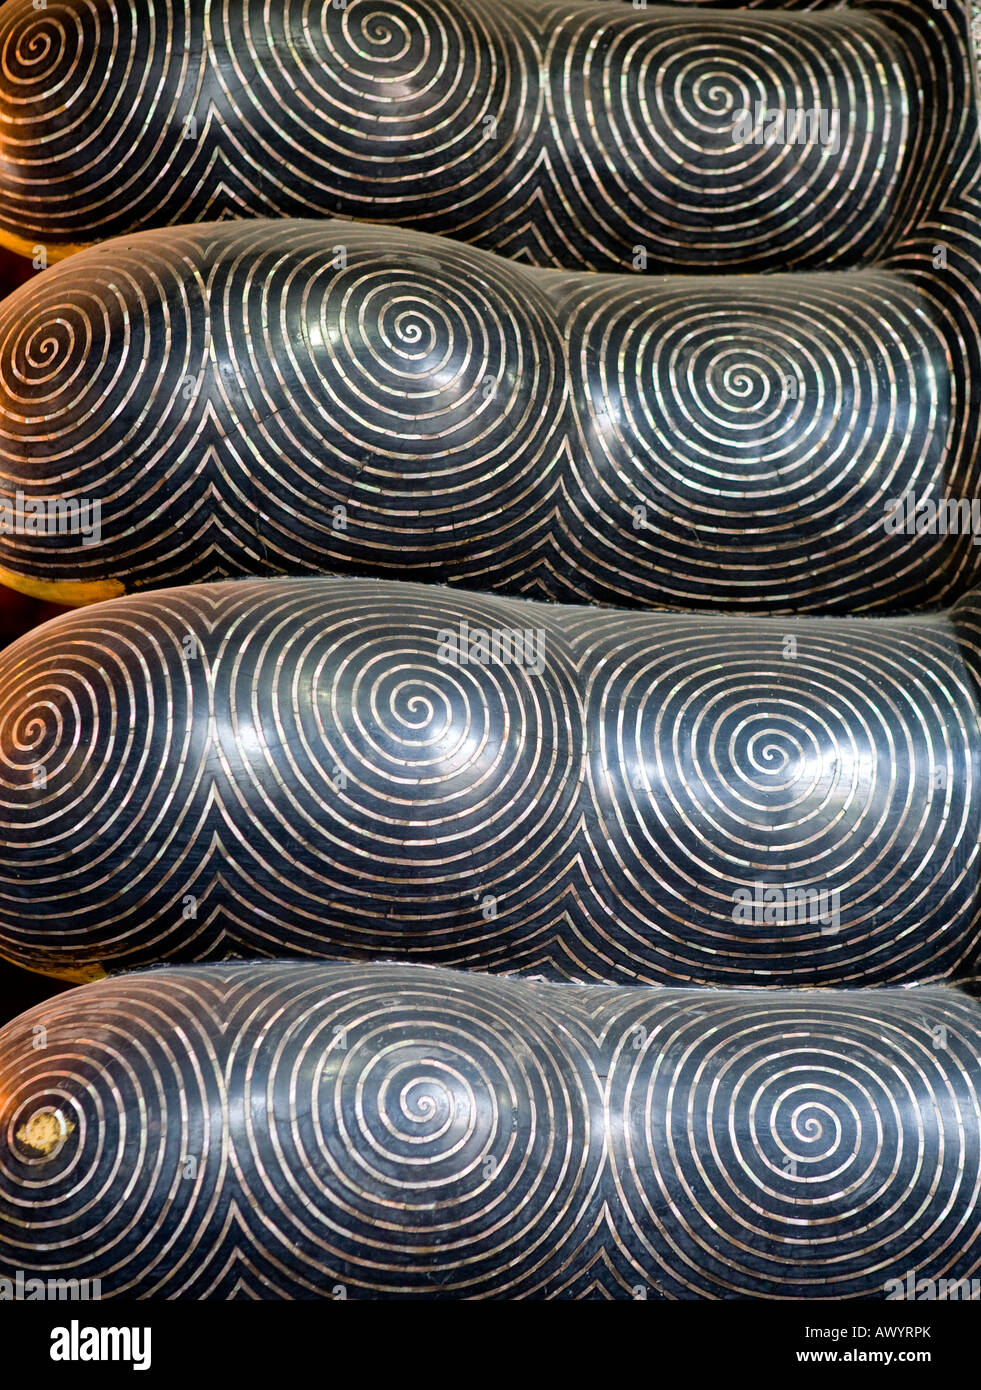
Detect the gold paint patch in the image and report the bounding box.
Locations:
[0,565,124,607]
[16,1110,74,1156]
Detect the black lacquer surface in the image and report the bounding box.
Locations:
[1,220,978,613]
[0,0,977,277]
[2,963,979,1299]
[2,577,981,988]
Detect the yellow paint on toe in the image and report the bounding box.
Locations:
[0,227,91,263]
[17,1110,75,1156]
[31,960,109,985]
[0,944,108,985]
[0,565,124,607]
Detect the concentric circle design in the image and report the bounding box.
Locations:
[0,597,207,973]
[555,270,965,610]
[0,576,979,988]
[0,0,958,272]
[0,976,225,1296]
[1,963,979,1299]
[580,606,980,984]
[0,218,975,612]
[231,966,600,1295]
[606,989,981,1297]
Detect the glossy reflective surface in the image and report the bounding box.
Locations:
[2,576,981,987]
[2,963,980,1298]
[0,220,978,613]
[0,0,977,275]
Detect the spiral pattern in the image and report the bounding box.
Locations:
[0,596,207,976]
[213,0,533,230]
[579,603,981,984]
[1,961,979,1298]
[0,0,200,243]
[545,8,908,270]
[210,223,563,582]
[555,269,966,609]
[0,231,207,569]
[0,0,969,275]
[0,218,976,612]
[605,986,981,1296]
[1,576,980,988]
[232,968,600,1295]
[214,581,580,951]
[0,970,227,1297]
